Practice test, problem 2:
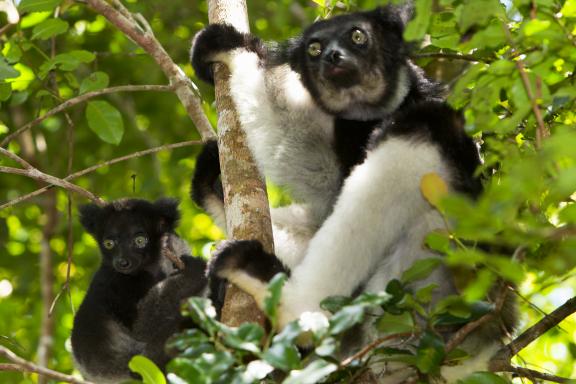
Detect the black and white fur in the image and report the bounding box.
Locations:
[71,198,209,383]
[191,5,443,269]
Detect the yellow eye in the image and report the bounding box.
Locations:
[134,235,148,248]
[307,42,322,57]
[103,239,115,250]
[351,29,367,45]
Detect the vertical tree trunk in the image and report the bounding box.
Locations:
[207,0,274,327]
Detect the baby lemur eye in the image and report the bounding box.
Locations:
[134,235,148,248]
[351,29,367,45]
[103,239,115,250]
[307,42,322,57]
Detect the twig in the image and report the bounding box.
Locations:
[0,140,200,210]
[0,346,93,384]
[0,166,104,205]
[341,332,414,367]
[0,84,175,148]
[0,147,33,169]
[85,0,215,141]
[489,296,576,381]
[494,362,570,383]
[501,22,549,147]
[445,282,510,353]
[161,233,185,270]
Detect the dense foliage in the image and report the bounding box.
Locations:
[0,0,575,383]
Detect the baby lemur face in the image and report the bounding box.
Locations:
[97,212,158,274]
[79,198,180,275]
[291,8,409,120]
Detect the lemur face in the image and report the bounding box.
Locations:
[79,198,180,275]
[291,7,408,120]
[97,211,158,274]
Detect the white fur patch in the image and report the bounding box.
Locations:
[278,138,452,327]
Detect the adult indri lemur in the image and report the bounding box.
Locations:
[191,5,443,269]
[71,198,209,383]
[192,5,516,380]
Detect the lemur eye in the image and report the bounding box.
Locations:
[103,239,115,250]
[351,29,367,45]
[307,42,322,57]
[134,235,148,248]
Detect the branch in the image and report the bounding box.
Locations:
[341,332,415,367]
[207,0,273,327]
[0,140,200,210]
[489,296,576,381]
[0,84,174,148]
[0,163,104,205]
[0,346,93,384]
[85,0,215,141]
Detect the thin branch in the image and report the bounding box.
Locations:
[445,282,510,353]
[341,332,415,367]
[494,362,571,383]
[0,147,33,169]
[0,140,200,210]
[0,346,93,384]
[0,166,104,205]
[85,0,215,140]
[494,296,576,362]
[501,22,549,147]
[0,84,175,148]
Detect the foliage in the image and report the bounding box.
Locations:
[0,0,575,383]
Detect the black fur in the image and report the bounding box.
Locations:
[71,198,208,382]
[191,139,224,210]
[190,6,444,183]
[373,101,483,197]
[209,240,288,284]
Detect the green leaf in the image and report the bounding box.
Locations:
[415,283,438,303]
[39,50,96,78]
[523,19,551,37]
[416,331,445,374]
[404,0,432,41]
[315,337,338,357]
[128,356,166,384]
[376,312,414,334]
[0,59,20,81]
[263,342,301,371]
[561,0,576,17]
[19,0,61,12]
[401,258,442,284]
[458,372,511,384]
[222,323,264,353]
[459,0,502,32]
[425,231,451,253]
[85,100,124,145]
[329,303,366,335]
[31,18,68,40]
[264,273,286,326]
[79,72,110,95]
[0,83,11,101]
[320,295,352,313]
[282,360,338,384]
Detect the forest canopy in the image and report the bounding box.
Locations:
[0,0,575,383]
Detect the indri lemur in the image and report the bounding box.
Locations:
[191,6,515,381]
[71,198,209,383]
[191,5,443,269]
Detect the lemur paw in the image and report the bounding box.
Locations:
[208,240,287,308]
[190,24,262,84]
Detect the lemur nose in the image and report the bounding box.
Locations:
[327,49,342,64]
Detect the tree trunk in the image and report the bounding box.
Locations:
[207,0,274,327]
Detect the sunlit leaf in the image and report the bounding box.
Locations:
[31,18,68,40]
[85,100,124,145]
[129,356,166,384]
[18,0,61,13]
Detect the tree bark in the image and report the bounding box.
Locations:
[207,0,274,326]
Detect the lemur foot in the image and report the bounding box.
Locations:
[190,24,263,84]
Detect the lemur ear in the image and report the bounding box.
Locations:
[154,198,180,231]
[78,203,103,236]
[376,3,413,28]
[286,37,305,75]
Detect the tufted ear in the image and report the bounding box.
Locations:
[154,198,180,231]
[78,203,103,236]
